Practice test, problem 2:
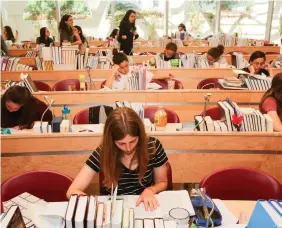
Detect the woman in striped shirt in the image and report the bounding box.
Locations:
[67,107,169,211]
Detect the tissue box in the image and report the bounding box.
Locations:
[33,121,48,133]
[248,200,282,228]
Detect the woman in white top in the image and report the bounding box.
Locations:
[203,45,227,67]
[105,49,173,90]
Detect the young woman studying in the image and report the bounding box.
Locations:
[204,45,227,67]
[36,27,54,47]
[118,10,139,55]
[159,42,181,62]
[67,107,169,211]
[59,14,82,46]
[260,73,282,132]
[242,51,270,76]
[104,49,173,90]
[1,86,52,130]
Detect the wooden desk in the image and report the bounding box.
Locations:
[0,68,252,90]
[2,132,282,185]
[30,90,264,122]
[132,46,281,55]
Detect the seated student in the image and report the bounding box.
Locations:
[67,107,169,211]
[242,51,270,76]
[1,35,8,56]
[203,45,227,67]
[260,73,282,132]
[73,25,88,47]
[2,26,17,43]
[109,28,119,40]
[59,14,82,46]
[159,42,181,62]
[175,23,192,41]
[1,86,53,130]
[105,49,173,90]
[36,27,54,47]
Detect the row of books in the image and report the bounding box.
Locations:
[155,54,182,69]
[1,57,34,71]
[25,49,38,57]
[208,35,263,47]
[42,46,79,65]
[195,99,273,132]
[242,75,272,91]
[156,37,184,48]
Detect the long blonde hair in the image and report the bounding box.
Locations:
[100,107,149,188]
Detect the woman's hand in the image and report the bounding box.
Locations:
[122,35,127,40]
[112,64,121,80]
[136,188,159,211]
[133,31,138,36]
[247,65,255,74]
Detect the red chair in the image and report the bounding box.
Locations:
[144,107,180,123]
[204,107,222,120]
[1,170,73,202]
[200,167,282,200]
[52,79,86,91]
[197,78,222,89]
[99,162,173,195]
[150,79,184,89]
[73,109,89,124]
[34,81,51,91]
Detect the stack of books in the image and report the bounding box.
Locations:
[195,99,273,132]
[25,49,38,57]
[242,75,272,91]
[155,54,182,69]
[1,57,34,71]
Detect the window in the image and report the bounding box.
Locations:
[220,0,269,40]
[168,0,217,38]
[270,0,282,44]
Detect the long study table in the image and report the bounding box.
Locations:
[2,131,282,186]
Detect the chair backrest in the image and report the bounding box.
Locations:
[99,162,173,195]
[150,79,184,90]
[200,167,282,200]
[1,170,73,202]
[204,107,222,120]
[73,109,90,124]
[52,79,80,91]
[144,106,180,123]
[34,81,51,91]
[197,78,222,89]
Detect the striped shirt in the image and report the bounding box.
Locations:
[86,137,168,195]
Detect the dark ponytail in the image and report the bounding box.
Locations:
[207,45,225,60]
[112,48,128,65]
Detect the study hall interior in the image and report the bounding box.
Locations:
[1,0,282,228]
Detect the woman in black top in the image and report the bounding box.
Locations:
[1,86,52,129]
[59,14,81,46]
[242,51,270,76]
[118,10,139,55]
[2,26,16,43]
[36,27,54,47]
[67,107,168,211]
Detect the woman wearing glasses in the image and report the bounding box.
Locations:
[242,51,270,76]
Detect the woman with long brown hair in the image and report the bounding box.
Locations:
[67,107,168,211]
[259,73,282,132]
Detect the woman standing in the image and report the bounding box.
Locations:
[59,14,82,46]
[36,27,54,47]
[118,10,139,55]
[67,107,169,211]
